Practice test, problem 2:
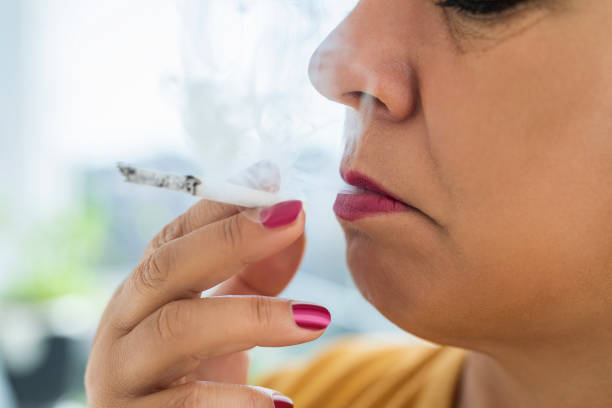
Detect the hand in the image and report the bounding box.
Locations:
[85,199,330,407]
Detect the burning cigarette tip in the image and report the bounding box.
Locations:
[117,162,136,178]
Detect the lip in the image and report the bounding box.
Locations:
[334,169,416,221]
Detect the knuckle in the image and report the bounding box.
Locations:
[178,383,205,408]
[133,249,171,293]
[252,296,274,330]
[221,215,244,249]
[195,200,233,223]
[188,201,214,227]
[156,219,185,248]
[155,301,190,343]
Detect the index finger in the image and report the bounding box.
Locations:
[143,160,282,257]
[143,199,242,258]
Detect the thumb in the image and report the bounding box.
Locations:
[213,233,306,296]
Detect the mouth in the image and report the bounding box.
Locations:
[334,169,419,222]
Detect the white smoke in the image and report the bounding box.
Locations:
[171,0,353,200]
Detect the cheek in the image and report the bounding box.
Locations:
[454,172,612,335]
[423,17,612,340]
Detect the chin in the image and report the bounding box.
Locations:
[342,222,476,347]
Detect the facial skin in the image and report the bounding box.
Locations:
[309,1,612,407]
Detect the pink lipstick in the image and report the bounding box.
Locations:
[334,169,415,221]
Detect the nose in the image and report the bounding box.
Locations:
[308,3,419,122]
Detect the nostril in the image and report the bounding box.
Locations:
[343,91,389,118]
[343,91,365,108]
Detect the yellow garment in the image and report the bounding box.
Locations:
[252,336,467,408]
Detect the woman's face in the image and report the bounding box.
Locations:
[309,0,612,350]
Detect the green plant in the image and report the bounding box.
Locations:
[2,199,109,302]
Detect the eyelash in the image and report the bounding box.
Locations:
[435,0,527,16]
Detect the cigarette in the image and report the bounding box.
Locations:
[117,163,290,208]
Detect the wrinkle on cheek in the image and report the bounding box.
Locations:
[444,2,567,54]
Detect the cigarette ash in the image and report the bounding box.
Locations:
[117,163,202,195]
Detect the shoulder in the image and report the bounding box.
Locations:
[252,335,467,408]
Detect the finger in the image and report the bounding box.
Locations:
[167,351,250,384]
[132,382,293,408]
[213,233,307,296]
[145,161,283,258]
[143,199,241,258]
[107,201,305,334]
[118,296,331,392]
[190,351,250,383]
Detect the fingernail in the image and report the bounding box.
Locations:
[292,303,331,331]
[273,395,294,408]
[259,200,302,229]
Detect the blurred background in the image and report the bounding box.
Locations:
[0,0,418,406]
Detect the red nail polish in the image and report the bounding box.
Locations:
[273,395,294,408]
[260,200,302,229]
[292,303,331,331]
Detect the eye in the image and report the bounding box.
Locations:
[435,0,529,16]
